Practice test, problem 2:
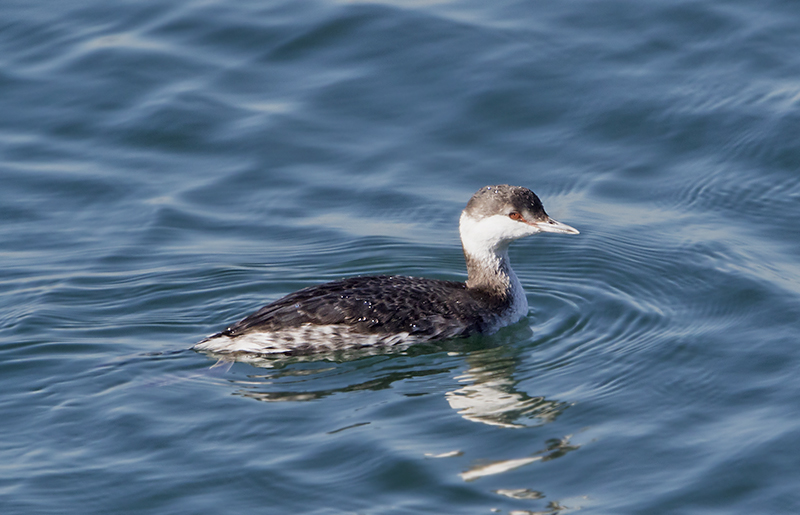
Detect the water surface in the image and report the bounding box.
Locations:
[2,0,800,513]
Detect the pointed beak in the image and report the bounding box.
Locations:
[533,217,579,235]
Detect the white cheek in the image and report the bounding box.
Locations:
[460,214,538,254]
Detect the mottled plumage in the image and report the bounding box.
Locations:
[194,185,578,355]
[223,276,507,336]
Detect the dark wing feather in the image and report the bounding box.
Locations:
[217,275,500,340]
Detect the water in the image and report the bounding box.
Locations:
[2,0,800,513]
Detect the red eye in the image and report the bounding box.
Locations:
[509,212,522,220]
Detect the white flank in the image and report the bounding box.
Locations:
[194,324,415,355]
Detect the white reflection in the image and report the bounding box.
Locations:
[460,436,580,482]
[446,348,566,428]
[424,450,463,458]
[494,488,544,500]
[460,456,542,481]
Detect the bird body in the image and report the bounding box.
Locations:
[194,185,578,355]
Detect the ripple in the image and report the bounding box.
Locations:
[3,0,800,513]
[460,435,580,482]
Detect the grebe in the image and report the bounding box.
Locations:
[194,185,578,355]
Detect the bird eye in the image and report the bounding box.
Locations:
[509,212,522,220]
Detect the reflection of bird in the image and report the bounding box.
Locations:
[446,350,566,428]
[194,185,578,355]
[446,371,561,429]
[460,436,580,482]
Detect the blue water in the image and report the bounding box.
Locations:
[3,0,800,513]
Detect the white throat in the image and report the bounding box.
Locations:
[458,212,530,321]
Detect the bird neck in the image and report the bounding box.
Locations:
[459,212,512,295]
[463,245,514,295]
[458,211,529,319]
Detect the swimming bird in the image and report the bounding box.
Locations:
[194,185,578,355]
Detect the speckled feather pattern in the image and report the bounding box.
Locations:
[195,275,515,355]
[194,185,577,356]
